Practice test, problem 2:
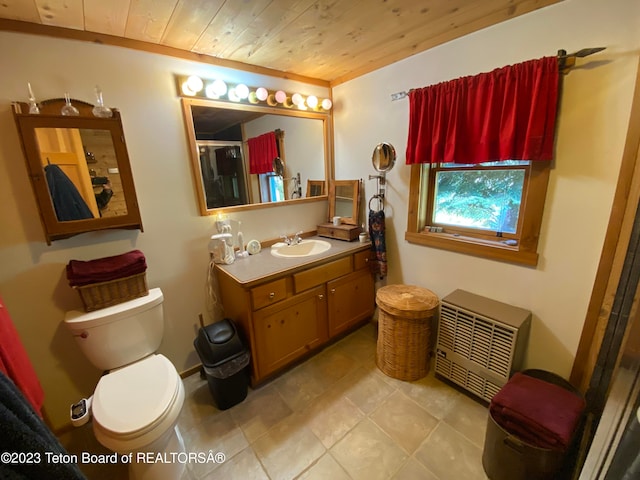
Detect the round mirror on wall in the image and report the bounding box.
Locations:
[372,142,396,172]
[272,157,285,176]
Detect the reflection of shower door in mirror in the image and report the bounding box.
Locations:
[198,142,248,208]
[36,127,99,219]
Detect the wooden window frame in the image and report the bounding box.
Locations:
[405,161,551,266]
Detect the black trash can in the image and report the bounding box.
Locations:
[193,318,250,410]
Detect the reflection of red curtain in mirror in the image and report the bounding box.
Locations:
[248,131,278,174]
[406,56,559,165]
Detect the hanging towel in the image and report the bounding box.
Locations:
[0,295,44,416]
[0,370,86,479]
[66,249,147,287]
[369,209,387,278]
[44,164,94,221]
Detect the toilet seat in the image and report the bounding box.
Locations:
[92,354,184,452]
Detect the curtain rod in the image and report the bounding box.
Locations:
[390,47,606,101]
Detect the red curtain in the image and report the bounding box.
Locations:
[248,131,278,174]
[405,56,559,165]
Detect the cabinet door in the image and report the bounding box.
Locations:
[327,269,375,337]
[253,286,328,378]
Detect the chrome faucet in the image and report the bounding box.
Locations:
[280,234,292,245]
[280,231,304,245]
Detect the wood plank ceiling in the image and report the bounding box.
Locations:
[0,0,562,85]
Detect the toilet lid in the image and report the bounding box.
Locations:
[92,354,179,436]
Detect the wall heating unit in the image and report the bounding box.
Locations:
[435,289,532,402]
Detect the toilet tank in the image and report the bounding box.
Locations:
[64,288,164,371]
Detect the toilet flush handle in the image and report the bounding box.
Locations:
[72,331,89,339]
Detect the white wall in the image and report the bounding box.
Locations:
[333,0,640,378]
[0,32,329,430]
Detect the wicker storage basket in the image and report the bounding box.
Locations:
[75,272,148,312]
[376,285,439,381]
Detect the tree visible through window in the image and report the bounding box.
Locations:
[433,162,527,235]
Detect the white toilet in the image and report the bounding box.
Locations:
[64,288,186,480]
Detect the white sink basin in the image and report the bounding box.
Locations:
[271,239,331,258]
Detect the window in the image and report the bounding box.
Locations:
[258,173,284,203]
[406,160,550,266]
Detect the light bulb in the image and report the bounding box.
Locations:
[292,93,303,105]
[182,82,197,96]
[321,98,333,110]
[204,83,219,98]
[256,87,268,101]
[306,95,318,108]
[228,88,240,102]
[275,90,287,103]
[186,75,204,92]
[211,79,227,97]
[235,83,249,99]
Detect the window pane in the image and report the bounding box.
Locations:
[269,175,284,202]
[433,169,525,234]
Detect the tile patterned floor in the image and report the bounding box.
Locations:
[61,322,491,480]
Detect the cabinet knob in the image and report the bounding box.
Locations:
[269,292,275,299]
[280,319,285,325]
[365,258,369,262]
[318,294,324,300]
[330,288,336,294]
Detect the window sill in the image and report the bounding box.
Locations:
[405,231,539,266]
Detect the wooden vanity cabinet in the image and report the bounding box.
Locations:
[216,247,375,385]
[253,286,327,378]
[327,268,375,337]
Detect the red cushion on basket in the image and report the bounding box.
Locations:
[66,250,147,286]
[489,372,585,451]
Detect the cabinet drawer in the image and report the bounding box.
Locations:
[354,249,374,271]
[251,278,288,310]
[294,256,352,293]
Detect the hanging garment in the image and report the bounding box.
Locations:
[369,209,387,278]
[0,295,44,416]
[44,164,94,221]
[0,370,86,479]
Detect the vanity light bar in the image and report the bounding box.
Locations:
[176,75,332,112]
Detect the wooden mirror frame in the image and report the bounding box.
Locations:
[329,179,360,225]
[181,97,332,215]
[306,180,326,197]
[12,99,143,244]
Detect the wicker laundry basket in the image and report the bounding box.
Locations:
[376,285,439,381]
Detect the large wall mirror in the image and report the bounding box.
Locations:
[12,99,143,244]
[181,98,331,215]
